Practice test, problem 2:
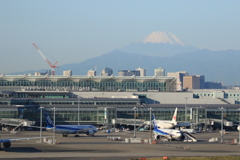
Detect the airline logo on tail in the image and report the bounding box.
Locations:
[152,114,158,130]
[171,108,178,122]
[44,112,54,127]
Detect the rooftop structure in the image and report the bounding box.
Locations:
[87,69,96,76]
[167,71,189,91]
[0,75,176,92]
[63,70,72,76]
[135,68,146,77]
[183,75,201,89]
[154,67,165,76]
[100,67,113,76]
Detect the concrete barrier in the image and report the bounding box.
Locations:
[130,138,142,143]
[47,139,53,144]
[107,136,121,141]
[209,137,218,142]
[144,139,149,144]
[125,138,130,143]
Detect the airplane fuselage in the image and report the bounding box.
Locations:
[153,107,178,129]
[44,112,98,137]
[46,125,98,135]
[155,120,177,129]
[153,128,183,140]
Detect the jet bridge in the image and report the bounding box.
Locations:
[113,118,145,127]
[0,118,36,131]
[190,118,235,132]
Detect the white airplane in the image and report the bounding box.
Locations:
[152,114,184,141]
[44,112,98,137]
[154,107,178,129]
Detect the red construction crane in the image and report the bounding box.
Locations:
[32,43,59,75]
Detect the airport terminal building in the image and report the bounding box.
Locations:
[1,74,240,129]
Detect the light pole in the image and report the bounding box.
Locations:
[199,105,207,124]
[141,105,144,119]
[78,96,81,125]
[133,107,137,138]
[237,108,240,144]
[184,97,189,122]
[39,106,44,143]
[148,107,153,143]
[104,107,107,132]
[218,107,225,143]
[53,107,58,144]
[200,105,207,119]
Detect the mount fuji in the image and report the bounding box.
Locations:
[117,31,199,57]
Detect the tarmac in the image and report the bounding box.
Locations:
[0,129,240,160]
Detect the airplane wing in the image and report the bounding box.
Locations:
[163,122,177,125]
[0,136,52,143]
[25,126,46,129]
[0,136,53,149]
[75,128,93,133]
[160,122,173,124]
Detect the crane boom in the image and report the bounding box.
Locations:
[32,43,59,75]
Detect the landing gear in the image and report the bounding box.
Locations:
[74,134,80,137]
[179,135,185,141]
[207,126,213,132]
[157,135,169,142]
[62,134,68,137]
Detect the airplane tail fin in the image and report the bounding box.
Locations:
[152,114,158,130]
[44,112,54,127]
[171,107,178,122]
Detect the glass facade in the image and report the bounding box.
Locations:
[0,75,176,92]
[1,103,240,127]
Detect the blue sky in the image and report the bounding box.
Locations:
[1,0,240,73]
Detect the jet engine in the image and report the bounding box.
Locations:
[86,130,94,136]
[3,141,11,148]
[156,135,161,140]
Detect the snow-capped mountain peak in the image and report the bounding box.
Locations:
[118,31,198,57]
[137,31,186,46]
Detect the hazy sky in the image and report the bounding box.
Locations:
[1,0,240,73]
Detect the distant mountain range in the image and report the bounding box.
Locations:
[10,31,240,86]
